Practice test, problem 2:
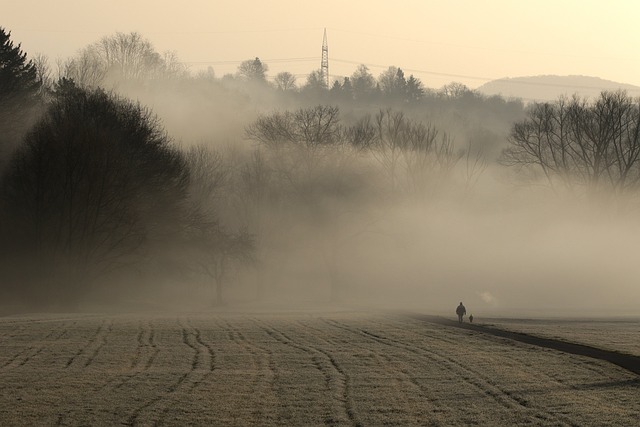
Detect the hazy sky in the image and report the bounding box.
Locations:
[4,0,640,89]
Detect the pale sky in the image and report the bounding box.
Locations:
[4,0,640,89]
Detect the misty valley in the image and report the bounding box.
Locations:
[1,28,639,426]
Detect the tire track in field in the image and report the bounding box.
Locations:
[365,318,584,427]
[296,319,450,425]
[99,320,160,392]
[248,318,315,424]
[255,319,362,427]
[390,315,630,389]
[65,319,113,369]
[386,315,624,418]
[0,327,49,369]
[0,323,26,339]
[357,320,572,426]
[323,317,579,427]
[1,322,74,370]
[127,317,216,427]
[222,319,278,421]
[138,320,160,370]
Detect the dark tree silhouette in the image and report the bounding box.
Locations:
[1,79,189,305]
[0,28,40,101]
[0,27,42,163]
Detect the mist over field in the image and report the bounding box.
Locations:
[1,29,640,318]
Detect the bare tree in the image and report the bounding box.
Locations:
[245,110,297,146]
[501,91,640,194]
[463,148,488,192]
[344,109,464,195]
[344,114,377,149]
[246,106,374,301]
[184,145,256,306]
[61,49,107,88]
[246,105,342,147]
[294,105,341,145]
[234,149,282,300]
[62,32,187,88]
[237,57,268,83]
[439,82,473,99]
[274,71,296,91]
[31,53,53,98]
[192,224,254,306]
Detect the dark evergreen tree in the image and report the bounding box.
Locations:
[0,27,40,100]
[406,75,425,103]
[0,27,42,164]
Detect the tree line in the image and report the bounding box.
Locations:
[1,28,639,310]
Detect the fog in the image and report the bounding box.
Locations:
[220,169,640,317]
[1,30,639,319]
[352,182,640,316]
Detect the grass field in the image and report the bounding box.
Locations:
[0,310,638,426]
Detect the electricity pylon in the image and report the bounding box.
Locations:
[321,28,329,88]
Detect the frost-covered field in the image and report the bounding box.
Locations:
[0,311,638,426]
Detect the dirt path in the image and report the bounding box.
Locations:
[411,314,640,376]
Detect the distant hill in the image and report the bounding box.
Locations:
[476,75,640,102]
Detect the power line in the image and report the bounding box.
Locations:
[331,58,493,82]
[181,57,318,66]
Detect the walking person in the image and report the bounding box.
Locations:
[456,302,466,323]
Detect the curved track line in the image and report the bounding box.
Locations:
[323,317,579,427]
[65,319,112,369]
[246,318,294,423]
[222,318,277,420]
[296,319,447,425]
[386,315,627,392]
[1,323,73,369]
[253,319,362,427]
[104,320,159,392]
[375,315,629,422]
[128,318,216,426]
